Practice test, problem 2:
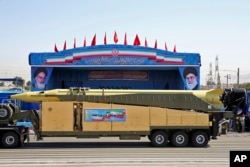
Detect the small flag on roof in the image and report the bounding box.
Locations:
[104,32,107,45]
[54,44,58,52]
[154,40,157,49]
[173,45,176,52]
[124,33,127,45]
[91,34,96,46]
[133,34,141,46]
[114,31,118,44]
[63,40,67,50]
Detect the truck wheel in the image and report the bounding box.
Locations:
[150,131,168,147]
[191,131,208,147]
[147,135,152,141]
[171,131,188,147]
[0,104,13,120]
[1,132,20,148]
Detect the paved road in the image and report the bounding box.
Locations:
[0,132,249,167]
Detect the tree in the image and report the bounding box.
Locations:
[12,76,25,87]
[26,81,31,86]
[25,81,31,90]
[238,83,250,91]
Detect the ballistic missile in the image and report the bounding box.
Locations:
[10,88,224,112]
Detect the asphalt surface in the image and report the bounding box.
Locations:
[0,132,249,167]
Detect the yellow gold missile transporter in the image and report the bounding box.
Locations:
[2,87,246,148]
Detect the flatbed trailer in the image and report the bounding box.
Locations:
[1,87,246,148]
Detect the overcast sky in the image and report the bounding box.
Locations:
[0,0,249,85]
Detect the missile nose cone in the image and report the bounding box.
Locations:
[10,90,64,102]
[11,92,29,102]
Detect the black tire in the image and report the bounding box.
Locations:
[0,104,13,120]
[23,134,28,142]
[147,135,152,141]
[150,131,168,147]
[171,131,188,147]
[1,132,20,148]
[191,131,209,147]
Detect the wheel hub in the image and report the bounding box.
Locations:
[176,135,185,144]
[196,135,205,144]
[156,135,164,144]
[5,136,15,145]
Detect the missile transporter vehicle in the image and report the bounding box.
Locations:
[1,87,246,148]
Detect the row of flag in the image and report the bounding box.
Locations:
[54,32,177,53]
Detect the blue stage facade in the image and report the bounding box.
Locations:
[29,44,201,91]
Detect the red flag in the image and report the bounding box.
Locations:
[83,37,86,47]
[104,32,107,45]
[73,38,76,48]
[173,45,176,52]
[91,34,96,46]
[154,40,157,49]
[133,34,141,46]
[54,44,58,52]
[145,38,148,47]
[63,40,67,50]
[124,33,127,45]
[114,31,118,44]
[165,42,168,51]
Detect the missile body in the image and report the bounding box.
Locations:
[11,88,224,112]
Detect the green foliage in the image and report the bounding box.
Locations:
[26,81,31,86]
[238,83,250,91]
[24,81,31,90]
[12,76,25,87]
[24,85,31,90]
[0,77,30,89]
[200,83,250,90]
